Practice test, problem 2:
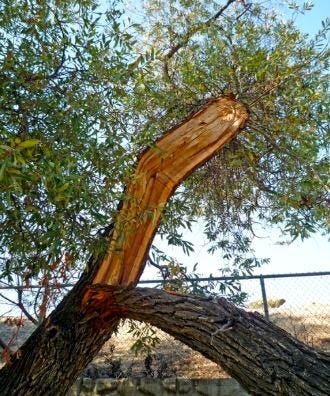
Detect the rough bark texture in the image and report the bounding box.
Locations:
[0,256,120,396]
[0,95,328,396]
[0,96,328,395]
[96,285,330,396]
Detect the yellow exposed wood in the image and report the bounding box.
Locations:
[92,97,248,287]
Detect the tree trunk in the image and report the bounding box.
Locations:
[1,95,328,396]
[0,257,120,396]
[99,285,330,396]
[1,283,329,396]
[0,96,328,395]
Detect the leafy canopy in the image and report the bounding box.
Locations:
[0,0,329,286]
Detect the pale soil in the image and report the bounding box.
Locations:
[0,304,329,379]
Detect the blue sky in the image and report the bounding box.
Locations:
[293,0,330,35]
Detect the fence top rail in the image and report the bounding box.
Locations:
[139,271,330,283]
[0,271,329,290]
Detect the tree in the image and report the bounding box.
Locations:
[0,0,329,394]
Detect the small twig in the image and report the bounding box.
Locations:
[47,13,67,80]
[210,318,236,345]
[0,291,38,325]
[0,309,12,318]
[210,0,238,21]
[163,0,239,84]
[147,255,169,280]
[235,2,252,21]
[16,275,35,324]
[33,286,43,321]
[0,293,17,306]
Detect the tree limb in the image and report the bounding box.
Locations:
[84,96,248,293]
[89,284,330,396]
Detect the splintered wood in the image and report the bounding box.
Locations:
[91,96,248,288]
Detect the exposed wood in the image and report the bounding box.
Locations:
[91,97,248,289]
[92,284,330,396]
[0,95,328,396]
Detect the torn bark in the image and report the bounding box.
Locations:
[2,93,327,396]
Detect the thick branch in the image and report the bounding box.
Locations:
[0,96,247,396]
[89,285,330,396]
[89,96,248,290]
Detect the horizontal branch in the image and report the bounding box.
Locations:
[86,285,330,396]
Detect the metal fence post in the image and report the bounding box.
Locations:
[259,275,269,320]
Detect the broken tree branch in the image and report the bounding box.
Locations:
[86,96,248,294]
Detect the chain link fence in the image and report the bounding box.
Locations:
[1,272,329,378]
[197,272,330,351]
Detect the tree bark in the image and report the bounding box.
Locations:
[1,95,328,395]
[1,282,329,395]
[99,285,330,396]
[0,257,120,396]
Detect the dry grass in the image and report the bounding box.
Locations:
[92,322,229,379]
[269,304,330,351]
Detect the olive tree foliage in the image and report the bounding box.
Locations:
[0,0,329,309]
[0,0,139,283]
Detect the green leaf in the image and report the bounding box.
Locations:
[17,139,41,149]
[57,182,70,193]
[0,162,6,181]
